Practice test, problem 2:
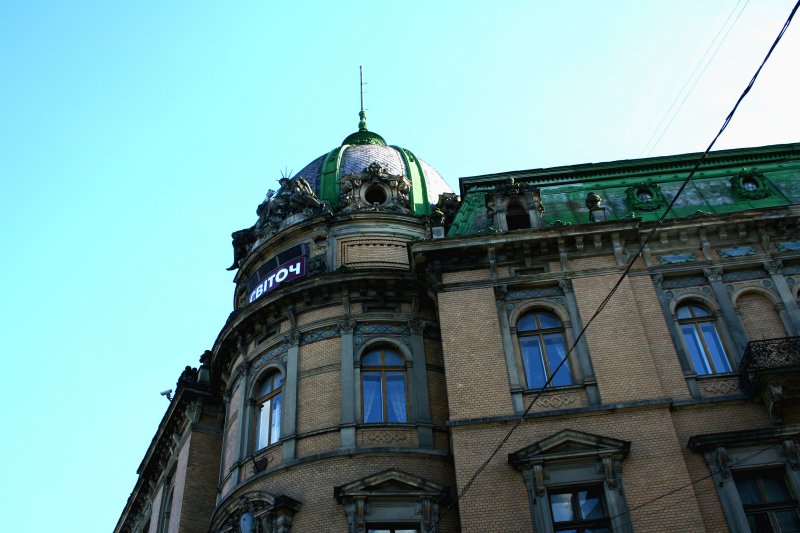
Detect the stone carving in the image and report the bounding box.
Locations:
[536,394,576,409]
[340,163,412,213]
[227,176,331,271]
[433,192,460,227]
[365,430,409,444]
[701,379,739,395]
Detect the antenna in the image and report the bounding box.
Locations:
[358,65,368,131]
[360,65,365,113]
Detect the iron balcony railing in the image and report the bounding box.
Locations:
[739,336,800,395]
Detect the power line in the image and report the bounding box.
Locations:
[431,0,800,528]
[640,0,748,157]
[645,0,751,156]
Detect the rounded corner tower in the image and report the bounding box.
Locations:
[207,114,458,532]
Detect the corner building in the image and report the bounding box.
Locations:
[116,123,800,533]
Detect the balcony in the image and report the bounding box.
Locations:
[740,336,800,424]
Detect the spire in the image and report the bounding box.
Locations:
[358,65,368,131]
[341,66,386,146]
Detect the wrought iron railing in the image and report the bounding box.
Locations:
[739,336,800,394]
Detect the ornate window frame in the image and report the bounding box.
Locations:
[673,299,734,375]
[246,362,287,457]
[355,340,415,425]
[210,490,301,533]
[496,282,601,412]
[731,169,771,200]
[334,469,448,533]
[510,304,578,390]
[624,182,666,212]
[688,425,800,533]
[509,429,633,533]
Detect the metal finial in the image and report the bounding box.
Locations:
[358,65,367,131]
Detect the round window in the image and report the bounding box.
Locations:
[364,185,387,205]
[637,189,653,202]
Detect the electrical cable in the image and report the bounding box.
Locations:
[646,0,750,156]
[640,0,747,157]
[612,443,774,531]
[430,0,800,528]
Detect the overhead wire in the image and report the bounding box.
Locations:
[430,0,800,528]
[612,443,774,531]
[645,0,751,156]
[639,0,747,157]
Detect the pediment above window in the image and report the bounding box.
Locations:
[334,468,448,502]
[509,429,631,468]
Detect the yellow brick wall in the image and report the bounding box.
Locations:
[572,275,665,403]
[738,291,787,340]
[438,287,514,419]
[233,454,459,533]
[297,370,340,434]
[299,338,340,373]
[449,407,706,533]
[297,305,342,326]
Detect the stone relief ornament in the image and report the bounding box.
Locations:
[228,176,331,271]
[339,162,412,213]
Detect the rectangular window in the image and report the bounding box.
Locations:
[548,485,611,533]
[734,469,800,532]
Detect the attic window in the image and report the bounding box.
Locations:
[637,189,653,202]
[506,203,530,231]
[365,185,387,205]
[742,177,759,192]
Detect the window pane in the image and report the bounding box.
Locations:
[681,325,712,375]
[762,473,792,503]
[258,375,276,397]
[270,392,281,445]
[699,323,731,373]
[745,512,773,532]
[578,487,606,519]
[691,304,711,317]
[736,476,763,505]
[385,372,408,423]
[383,350,404,366]
[544,334,573,387]
[538,312,561,329]
[518,313,537,332]
[363,372,384,422]
[676,305,692,319]
[257,400,271,449]
[549,492,575,522]
[775,509,800,531]
[521,337,546,389]
[585,528,612,533]
[362,351,382,366]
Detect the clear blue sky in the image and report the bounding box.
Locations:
[0,1,797,531]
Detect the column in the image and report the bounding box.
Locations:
[339,319,357,449]
[705,267,749,362]
[282,331,300,461]
[409,319,433,448]
[560,279,601,405]
[652,275,700,398]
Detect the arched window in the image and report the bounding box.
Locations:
[255,372,283,449]
[518,311,573,389]
[677,302,732,375]
[362,346,408,423]
[506,202,530,231]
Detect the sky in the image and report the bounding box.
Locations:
[0,1,798,531]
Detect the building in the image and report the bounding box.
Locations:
[115,114,800,533]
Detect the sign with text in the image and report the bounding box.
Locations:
[248,257,306,303]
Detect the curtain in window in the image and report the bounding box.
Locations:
[386,372,407,423]
[363,372,383,423]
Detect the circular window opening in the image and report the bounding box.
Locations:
[637,189,653,202]
[365,185,387,205]
[742,177,759,192]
